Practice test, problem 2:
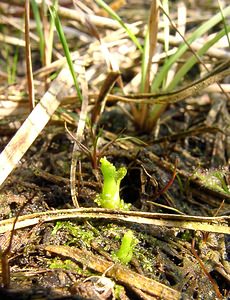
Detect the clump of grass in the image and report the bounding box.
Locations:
[96,2,230,133]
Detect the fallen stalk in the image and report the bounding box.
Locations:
[0,208,229,234]
[45,245,181,300]
[107,60,230,104]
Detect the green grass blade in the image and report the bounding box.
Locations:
[11,45,19,84]
[148,25,230,126]
[6,44,18,84]
[95,0,143,52]
[49,6,83,102]
[31,0,45,64]
[151,5,230,91]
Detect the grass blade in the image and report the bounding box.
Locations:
[49,5,83,103]
[95,0,143,52]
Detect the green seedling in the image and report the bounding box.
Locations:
[113,230,138,264]
[95,157,130,210]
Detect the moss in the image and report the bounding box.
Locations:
[51,221,160,279]
[49,258,92,276]
[52,221,95,248]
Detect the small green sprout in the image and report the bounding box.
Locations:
[95,157,130,210]
[113,230,138,264]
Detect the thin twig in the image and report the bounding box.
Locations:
[191,239,223,299]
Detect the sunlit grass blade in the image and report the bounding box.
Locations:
[151,5,230,91]
[46,0,58,65]
[138,0,159,130]
[140,32,149,94]
[49,5,83,103]
[141,0,159,93]
[168,25,230,91]
[218,0,230,46]
[95,0,143,52]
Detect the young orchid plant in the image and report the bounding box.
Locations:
[95,157,130,210]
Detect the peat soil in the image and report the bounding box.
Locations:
[0,96,229,299]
